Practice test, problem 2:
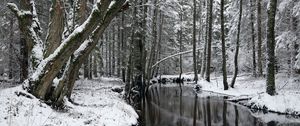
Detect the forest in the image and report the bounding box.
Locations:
[0,0,299,126]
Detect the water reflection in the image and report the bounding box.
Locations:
[144,85,300,126]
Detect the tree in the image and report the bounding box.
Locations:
[256,0,263,76]
[250,0,256,77]
[121,12,126,82]
[146,0,158,80]
[230,0,243,88]
[192,0,198,83]
[200,0,208,78]
[220,0,228,90]
[266,0,277,96]
[8,16,14,79]
[8,0,127,106]
[178,1,183,84]
[205,0,213,82]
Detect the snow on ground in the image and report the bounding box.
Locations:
[159,73,300,115]
[0,77,138,126]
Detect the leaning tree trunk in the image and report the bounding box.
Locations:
[266,0,277,96]
[230,0,243,88]
[8,0,127,101]
[52,13,115,106]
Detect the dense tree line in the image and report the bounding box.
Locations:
[0,0,299,109]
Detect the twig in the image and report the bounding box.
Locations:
[278,81,289,91]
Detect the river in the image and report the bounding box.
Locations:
[143,84,300,126]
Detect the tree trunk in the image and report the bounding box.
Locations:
[8,0,43,74]
[197,1,203,74]
[266,0,277,96]
[84,58,89,78]
[155,11,164,77]
[192,0,198,83]
[121,12,126,82]
[250,0,256,77]
[58,20,109,103]
[178,2,183,83]
[45,0,65,57]
[117,18,121,77]
[93,52,98,78]
[78,0,90,79]
[146,0,158,80]
[256,0,263,76]
[19,37,28,82]
[220,0,228,90]
[109,30,112,76]
[8,17,14,79]
[33,0,126,99]
[106,33,109,76]
[9,0,126,102]
[112,25,116,76]
[230,0,243,88]
[205,0,213,82]
[89,54,93,79]
[201,0,208,78]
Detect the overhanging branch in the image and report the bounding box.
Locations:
[151,48,204,68]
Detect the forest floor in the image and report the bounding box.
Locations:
[0,77,138,126]
[160,73,300,116]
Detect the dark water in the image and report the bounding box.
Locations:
[144,85,300,126]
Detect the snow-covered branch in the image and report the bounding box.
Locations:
[152,48,203,68]
[7,3,31,18]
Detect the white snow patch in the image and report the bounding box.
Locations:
[249,92,300,114]
[0,78,138,126]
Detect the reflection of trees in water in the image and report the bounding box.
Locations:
[193,94,198,126]
[235,105,239,126]
[144,86,285,126]
[223,100,228,126]
[207,96,212,126]
[179,87,183,126]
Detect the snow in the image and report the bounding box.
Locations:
[249,92,300,114]
[198,74,300,115]
[108,0,116,10]
[278,0,292,12]
[158,73,300,115]
[73,37,93,59]
[0,78,138,126]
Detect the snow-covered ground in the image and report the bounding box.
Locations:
[0,77,138,126]
[159,73,300,116]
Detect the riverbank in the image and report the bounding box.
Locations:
[0,77,138,126]
[159,73,300,116]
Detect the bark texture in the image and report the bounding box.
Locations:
[192,0,198,83]
[266,0,277,96]
[256,0,263,76]
[250,0,256,77]
[220,0,228,90]
[205,0,213,82]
